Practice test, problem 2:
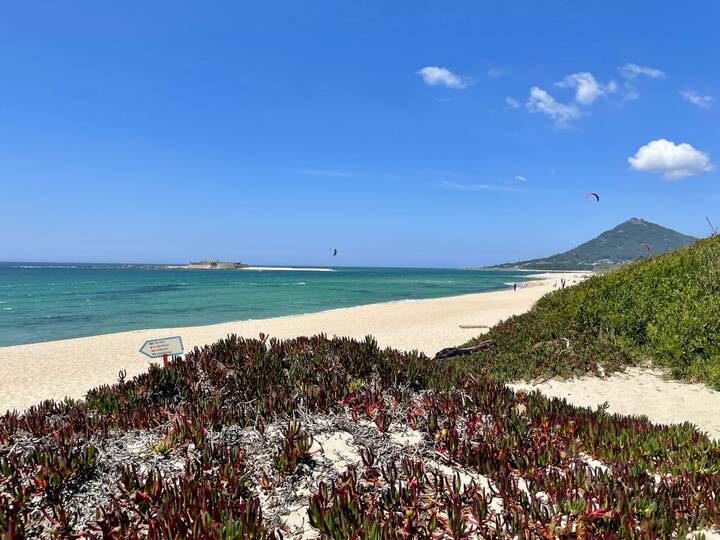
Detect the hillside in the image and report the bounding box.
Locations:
[493,218,696,270]
[466,233,720,388]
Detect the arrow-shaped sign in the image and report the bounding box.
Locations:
[139,336,184,359]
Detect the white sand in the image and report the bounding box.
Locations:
[0,273,581,413]
[511,367,720,440]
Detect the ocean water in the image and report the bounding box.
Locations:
[0,263,537,347]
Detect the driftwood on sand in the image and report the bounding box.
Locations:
[433,340,493,360]
[459,324,489,329]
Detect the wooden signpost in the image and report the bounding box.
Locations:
[139,336,184,367]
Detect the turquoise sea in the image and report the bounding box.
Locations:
[0,263,537,347]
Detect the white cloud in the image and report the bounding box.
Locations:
[556,72,617,105]
[513,175,527,182]
[440,180,519,192]
[505,96,520,109]
[681,90,713,108]
[525,86,582,126]
[620,63,666,79]
[488,67,509,78]
[416,66,467,89]
[628,139,713,180]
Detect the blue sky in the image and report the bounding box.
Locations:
[1,1,718,267]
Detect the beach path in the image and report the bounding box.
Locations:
[511,368,720,441]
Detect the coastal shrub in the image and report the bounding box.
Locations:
[467,234,720,388]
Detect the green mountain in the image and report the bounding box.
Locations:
[467,232,720,387]
[492,218,697,270]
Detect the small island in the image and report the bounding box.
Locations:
[188,259,247,269]
[165,260,334,272]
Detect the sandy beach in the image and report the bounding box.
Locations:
[3,267,719,447]
[3,268,720,536]
[0,272,582,413]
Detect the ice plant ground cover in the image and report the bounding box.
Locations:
[1,334,719,538]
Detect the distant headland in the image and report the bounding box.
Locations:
[481,218,696,271]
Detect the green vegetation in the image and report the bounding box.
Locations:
[468,233,720,387]
[492,218,696,270]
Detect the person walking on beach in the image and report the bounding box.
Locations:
[513,283,517,292]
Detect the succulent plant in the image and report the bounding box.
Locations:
[0,334,718,538]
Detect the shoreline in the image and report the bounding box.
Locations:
[0,272,586,413]
[0,271,578,349]
[240,266,334,272]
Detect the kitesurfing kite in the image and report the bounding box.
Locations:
[641,243,652,252]
[330,248,338,257]
[585,192,600,203]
